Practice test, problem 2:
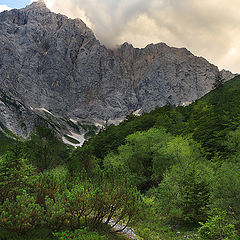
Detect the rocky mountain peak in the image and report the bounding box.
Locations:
[24,0,49,12]
[121,42,134,49]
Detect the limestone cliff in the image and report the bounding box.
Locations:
[0,1,235,139]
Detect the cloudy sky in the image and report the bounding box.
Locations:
[0,0,239,73]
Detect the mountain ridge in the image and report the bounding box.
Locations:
[0,0,235,141]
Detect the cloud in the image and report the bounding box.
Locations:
[0,5,11,12]
[35,0,240,72]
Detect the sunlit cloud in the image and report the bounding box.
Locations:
[0,5,11,12]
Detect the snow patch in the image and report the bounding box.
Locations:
[62,131,85,148]
[35,107,55,116]
[133,108,142,116]
[108,118,125,125]
[94,122,104,128]
[70,118,78,124]
[94,118,125,128]
[181,102,192,107]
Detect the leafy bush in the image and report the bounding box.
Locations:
[68,146,97,178]
[153,139,212,224]
[25,126,71,170]
[53,228,106,240]
[209,162,240,225]
[0,130,15,155]
[198,210,238,240]
[103,128,174,191]
[36,166,69,204]
[44,192,68,230]
[0,148,36,203]
[44,175,142,232]
[0,191,44,234]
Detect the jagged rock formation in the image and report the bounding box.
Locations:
[0,90,41,137]
[0,90,94,143]
[0,1,235,139]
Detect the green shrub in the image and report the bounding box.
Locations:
[0,149,36,203]
[53,228,106,240]
[198,210,238,240]
[67,146,97,178]
[44,193,67,230]
[44,176,142,232]
[25,126,71,170]
[0,191,44,234]
[153,144,212,224]
[63,183,95,229]
[103,128,174,191]
[209,162,240,226]
[35,166,68,206]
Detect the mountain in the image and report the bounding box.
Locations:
[0,0,235,141]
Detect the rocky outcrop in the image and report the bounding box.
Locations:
[0,1,235,138]
[0,90,40,137]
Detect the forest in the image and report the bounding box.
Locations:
[0,75,240,239]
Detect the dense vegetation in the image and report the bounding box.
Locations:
[0,75,240,239]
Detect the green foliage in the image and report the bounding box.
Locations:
[35,166,69,206]
[0,227,53,240]
[209,162,240,225]
[68,146,97,177]
[0,146,36,203]
[85,75,240,160]
[103,128,174,191]
[1,76,240,239]
[0,130,15,155]
[154,106,186,134]
[153,139,212,224]
[222,127,240,163]
[198,210,238,240]
[45,193,67,230]
[25,126,71,170]
[44,176,142,231]
[81,124,98,139]
[135,196,200,240]
[53,228,106,240]
[0,191,44,235]
[224,127,240,153]
[85,110,158,159]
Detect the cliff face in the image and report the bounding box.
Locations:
[0,1,235,138]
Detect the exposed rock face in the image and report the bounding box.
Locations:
[0,90,90,139]
[0,1,235,137]
[0,90,41,137]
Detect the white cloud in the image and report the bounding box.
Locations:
[0,4,11,12]
[27,0,240,73]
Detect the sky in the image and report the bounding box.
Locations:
[0,0,239,73]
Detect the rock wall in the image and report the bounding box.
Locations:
[0,1,235,137]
